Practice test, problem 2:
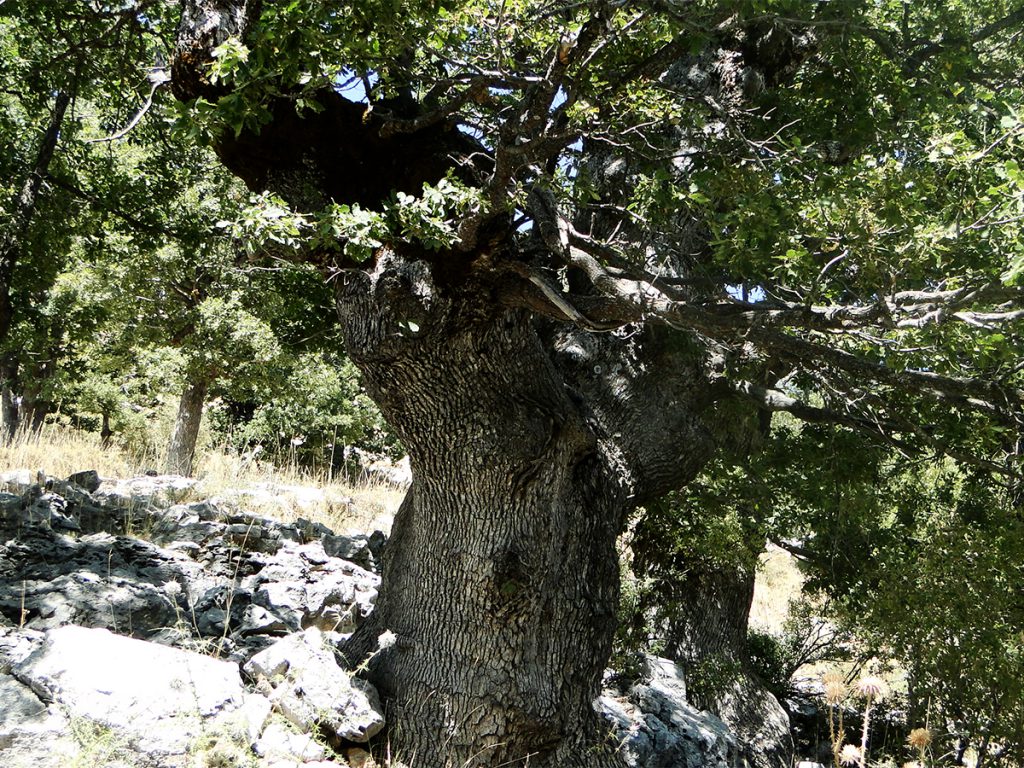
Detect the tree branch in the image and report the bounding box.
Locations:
[86,73,169,144]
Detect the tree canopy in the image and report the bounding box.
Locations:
[163,1,1024,763]
[3,0,1023,766]
[172,0,1024,479]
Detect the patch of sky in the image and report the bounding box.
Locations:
[334,68,376,102]
[726,284,766,302]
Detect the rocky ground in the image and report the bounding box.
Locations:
[0,469,742,768]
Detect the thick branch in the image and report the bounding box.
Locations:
[731,380,1016,477]
[505,204,1024,426]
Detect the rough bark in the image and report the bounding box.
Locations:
[337,251,718,767]
[165,375,208,476]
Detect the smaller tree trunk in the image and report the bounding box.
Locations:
[165,375,208,476]
[0,91,71,348]
[20,368,51,434]
[658,564,793,768]
[0,353,20,440]
[100,412,113,447]
[24,401,48,433]
[632,499,793,768]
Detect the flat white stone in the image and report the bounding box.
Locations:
[13,625,246,757]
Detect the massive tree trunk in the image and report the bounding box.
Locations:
[337,251,718,767]
[169,5,753,764]
[165,374,208,476]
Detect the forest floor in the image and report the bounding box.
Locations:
[0,424,805,633]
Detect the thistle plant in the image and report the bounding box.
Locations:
[856,676,888,768]
[823,670,889,768]
[823,671,849,768]
[906,727,933,768]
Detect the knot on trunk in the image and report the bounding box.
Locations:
[491,544,532,617]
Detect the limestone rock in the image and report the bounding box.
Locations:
[6,625,263,764]
[0,671,79,768]
[600,655,741,768]
[244,627,385,743]
[0,527,212,638]
[254,718,328,762]
[0,474,395,767]
[93,474,198,510]
[247,541,379,635]
[714,673,794,768]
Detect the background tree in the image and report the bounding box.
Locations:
[0,0,179,436]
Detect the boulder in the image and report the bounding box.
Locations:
[599,655,741,768]
[8,625,257,763]
[244,627,385,743]
[254,719,328,762]
[246,541,379,636]
[0,485,380,661]
[67,470,102,493]
[0,474,393,767]
[0,527,213,638]
[0,671,80,768]
[0,469,45,495]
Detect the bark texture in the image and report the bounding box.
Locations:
[165,375,208,476]
[338,252,718,766]
[670,568,792,768]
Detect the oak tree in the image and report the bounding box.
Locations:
[165,1,1024,766]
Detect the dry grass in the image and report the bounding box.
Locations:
[0,424,405,535]
[194,448,403,533]
[0,423,149,479]
[749,543,804,635]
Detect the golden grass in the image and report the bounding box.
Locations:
[0,424,405,535]
[0,423,149,479]
[193,447,404,533]
[749,543,805,635]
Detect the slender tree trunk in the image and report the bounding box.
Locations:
[23,400,48,433]
[165,374,208,476]
[0,353,20,440]
[100,411,113,447]
[0,91,71,349]
[19,365,51,434]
